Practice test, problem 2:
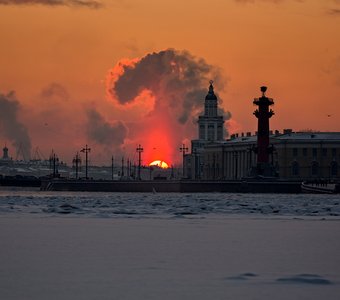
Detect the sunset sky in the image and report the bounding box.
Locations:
[0,0,339,166]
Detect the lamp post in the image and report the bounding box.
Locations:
[111,155,114,180]
[49,150,59,178]
[179,144,188,178]
[72,152,81,179]
[80,144,91,180]
[136,144,144,180]
[121,156,125,178]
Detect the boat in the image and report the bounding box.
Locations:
[301,181,339,194]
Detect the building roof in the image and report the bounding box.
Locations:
[275,132,340,141]
[203,131,340,148]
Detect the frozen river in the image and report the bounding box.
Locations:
[0,188,339,299]
[0,187,340,218]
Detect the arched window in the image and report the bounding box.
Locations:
[331,161,338,176]
[291,161,299,176]
[311,161,319,176]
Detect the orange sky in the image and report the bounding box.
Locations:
[0,0,339,166]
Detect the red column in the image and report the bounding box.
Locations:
[253,87,274,164]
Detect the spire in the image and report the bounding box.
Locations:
[205,80,217,100]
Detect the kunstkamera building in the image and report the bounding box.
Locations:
[185,84,340,181]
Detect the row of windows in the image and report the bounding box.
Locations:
[199,124,223,129]
[291,161,338,176]
[292,148,337,157]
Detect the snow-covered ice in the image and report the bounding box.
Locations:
[0,188,339,299]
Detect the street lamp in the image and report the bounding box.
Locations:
[49,150,59,178]
[136,144,144,180]
[72,152,81,179]
[80,144,91,180]
[111,155,114,180]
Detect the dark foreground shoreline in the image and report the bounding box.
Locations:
[40,179,302,193]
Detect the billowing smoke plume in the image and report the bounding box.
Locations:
[86,108,127,151]
[106,49,231,165]
[0,0,102,8]
[0,92,32,159]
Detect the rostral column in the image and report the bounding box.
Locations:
[253,86,274,166]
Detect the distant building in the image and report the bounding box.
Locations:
[3,146,9,160]
[202,131,340,180]
[0,145,12,166]
[186,81,225,179]
[185,85,340,181]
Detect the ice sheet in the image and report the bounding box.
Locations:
[0,216,339,300]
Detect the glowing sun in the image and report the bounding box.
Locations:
[149,160,169,169]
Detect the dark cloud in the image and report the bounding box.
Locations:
[106,49,231,164]
[0,92,32,160]
[0,0,103,8]
[40,83,69,101]
[86,108,127,148]
[109,48,230,126]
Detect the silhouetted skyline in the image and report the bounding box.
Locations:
[0,0,339,164]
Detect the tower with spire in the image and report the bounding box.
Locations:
[186,81,225,179]
[3,145,9,160]
[197,80,224,141]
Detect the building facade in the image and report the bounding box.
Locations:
[186,85,340,181]
[202,131,340,181]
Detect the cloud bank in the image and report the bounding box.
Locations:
[0,0,102,8]
[0,92,32,160]
[86,108,128,149]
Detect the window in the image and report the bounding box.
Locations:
[303,148,307,156]
[331,161,338,176]
[332,148,337,157]
[312,148,317,157]
[199,125,205,140]
[207,124,214,141]
[293,148,298,157]
[311,161,319,176]
[217,125,223,140]
[322,148,327,156]
[291,161,299,176]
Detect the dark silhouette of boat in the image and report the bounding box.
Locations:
[301,181,339,194]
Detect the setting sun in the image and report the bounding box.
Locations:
[149,160,169,169]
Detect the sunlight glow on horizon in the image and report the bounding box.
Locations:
[149,160,169,169]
